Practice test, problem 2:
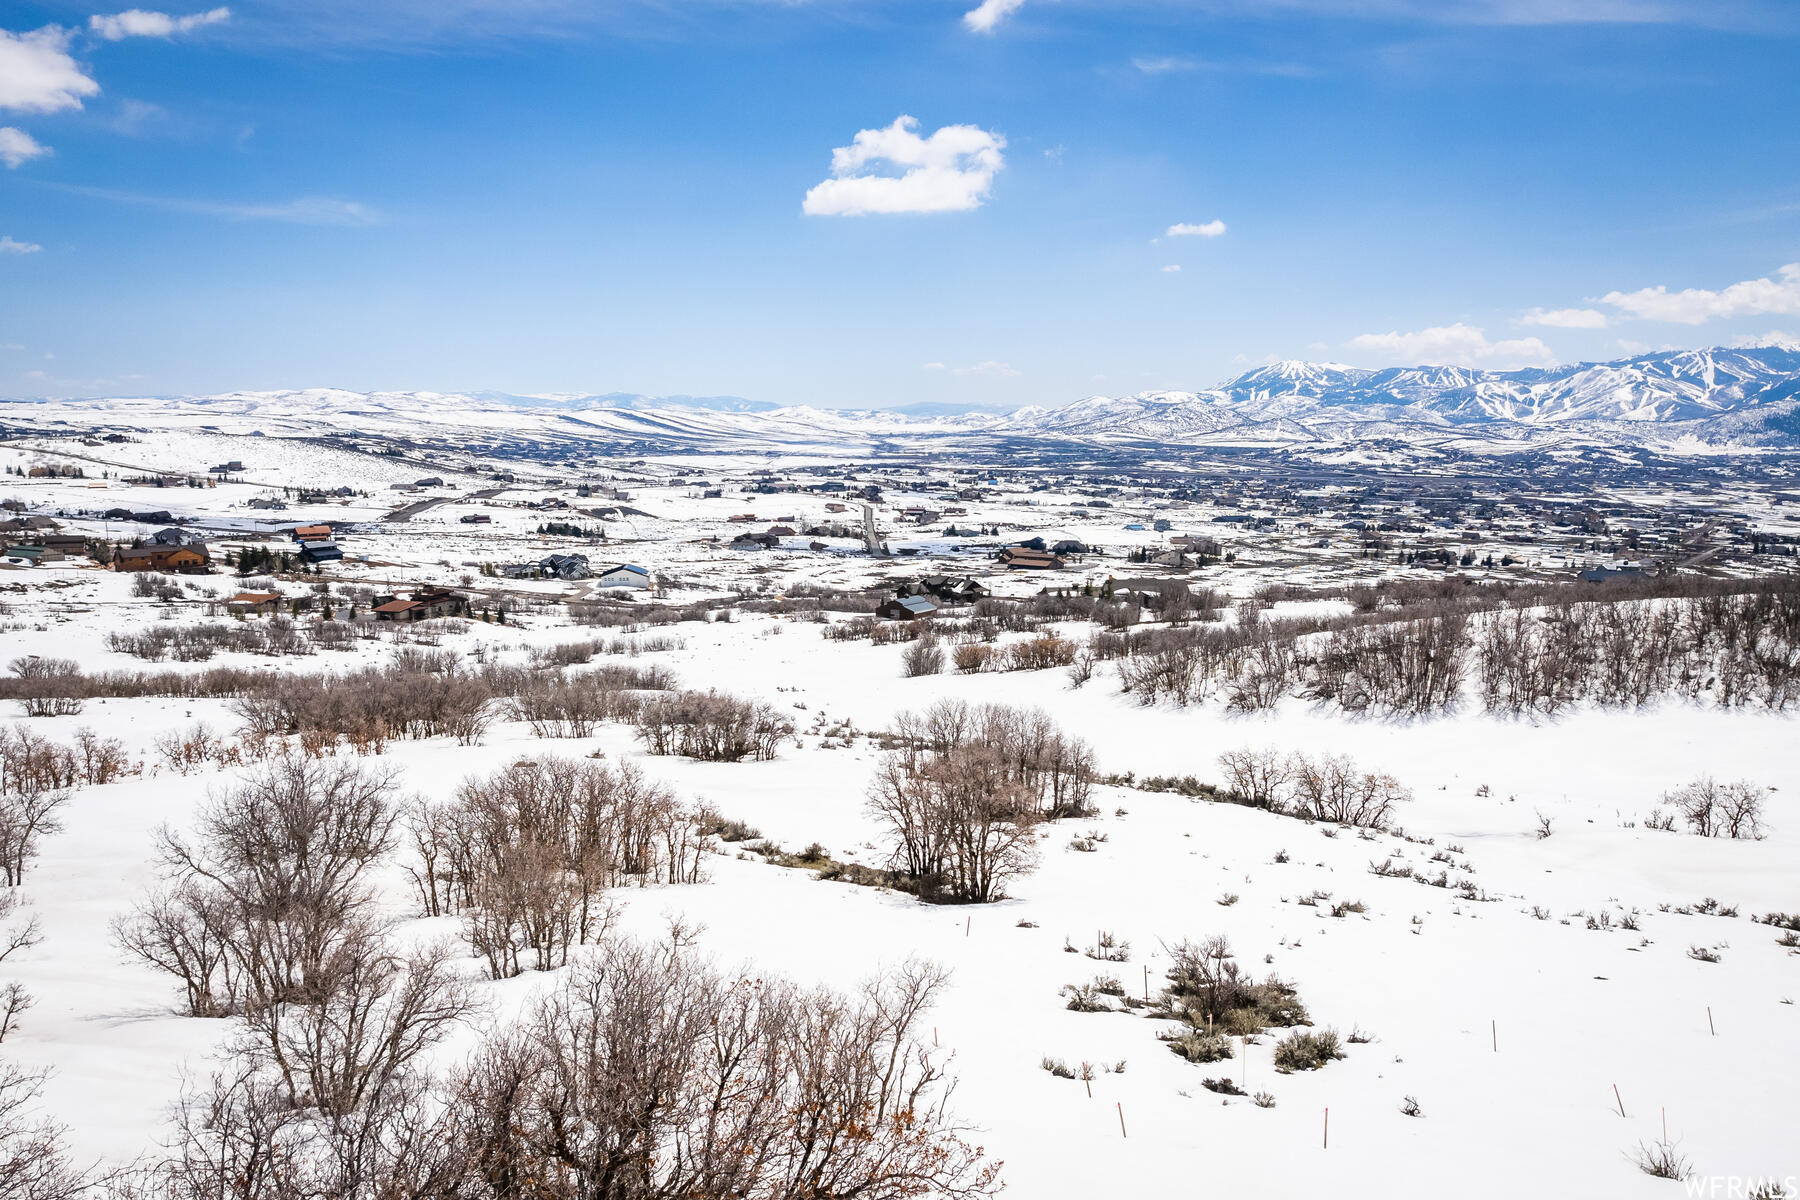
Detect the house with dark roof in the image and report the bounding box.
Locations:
[298,540,343,564]
[539,553,591,580]
[373,589,468,621]
[877,595,939,620]
[899,576,988,605]
[149,526,207,547]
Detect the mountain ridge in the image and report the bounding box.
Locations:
[5,346,1799,449]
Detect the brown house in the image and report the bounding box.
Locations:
[226,591,283,615]
[113,545,209,573]
[291,524,333,542]
[372,589,469,621]
[997,547,1063,570]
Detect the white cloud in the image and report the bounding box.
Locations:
[1160,264,1181,273]
[0,127,51,167]
[1346,322,1557,369]
[1727,330,1800,351]
[52,182,380,224]
[1614,339,1652,356]
[0,235,42,254]
[1133,55,1197,74]
[0,27,99,114]
[102,97,167,135]
[962,0,1025,34]
[89,7,231,40]
[802,115,1005,217]
[1520,306,1607,329]
[1167,219,1226,238]
[1601,262,1800,324]
[952,360,1019,377]
[922,362,946,370]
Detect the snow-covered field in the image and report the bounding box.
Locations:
[1,415,1797,1200]
[0,574,1795,1198]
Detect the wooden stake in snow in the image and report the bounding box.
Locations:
[1117,1102,1127,1138]
[1143,964,1150,1004]
[1491,1020,1497,1052]
[1242,1036,1248,1090]
[1082,1064,1092,1099]
[1323,1107,1329,1150]
[1613,1084,1626,1118]
[1707,1006,1716,1036]
[965,915,971,938]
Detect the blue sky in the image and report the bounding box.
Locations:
[2,0,1798,408]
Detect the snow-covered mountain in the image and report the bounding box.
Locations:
[1032,347,1800,442]
[6,346,1799,452]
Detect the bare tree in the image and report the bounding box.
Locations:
[0,790,67,887]
[112,882,242,1018]
[147,1061,466,1200]
[1216,748,1290,811]
[152,755,399,1007]
[239,937,475,1116]
[867,743,1040,904]
[0,1062,90,1200]
[413,758,701,978]
[1286,752,1406,830]
[1662,777,1767,839]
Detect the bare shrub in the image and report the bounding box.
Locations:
[407,758,703,977]
[1663,777,1767,839]
[1216,747,1290,812]
[1157,936,1308,1039]
[631,690,792,762]
[7,658,82,717]
[1273,1029,1344,1073]
[1629,1138,1692,1181]
[951,643,995,674]
[1004,635,1077,672]
[450,937,999,1199]
[0,728,77,798]
[233,661,497,747]
[1286,752,1407,830]
[902,638,946,678]
[70,728,129,785]
[154,723,241,776]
